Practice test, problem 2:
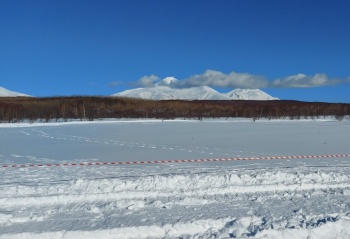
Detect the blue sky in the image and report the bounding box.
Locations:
[1,0,349,102]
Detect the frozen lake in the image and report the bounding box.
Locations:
[1,119,349,164]
[1,119,350,238]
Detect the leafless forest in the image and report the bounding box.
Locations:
[1,96,349,123]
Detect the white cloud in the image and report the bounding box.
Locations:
[128,70,349,90]
[131,75,160,88]
[271,73,341,88]
[177,70,268,89]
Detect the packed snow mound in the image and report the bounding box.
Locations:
[113,77,278,100]
[113,85,230,100]
[0,86,31,97]
[225,88,279,100]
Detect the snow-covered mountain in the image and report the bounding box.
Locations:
[225,89,279,100]
[112,77,278,100]
[0,86,31,97]
[113,85,229,100]
[113,77,228,100]
[155,77,179,87]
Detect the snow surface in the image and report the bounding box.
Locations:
[0,86,30,97]
[112,77,278,100]
[0,118,350,238]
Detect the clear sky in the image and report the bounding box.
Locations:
[1,0,349,102]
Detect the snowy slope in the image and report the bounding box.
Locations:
[225,88,279,100]
[112,77,277,100]
[0,86,30,97]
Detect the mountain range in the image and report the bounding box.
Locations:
[0,78,279,100]
[112,77,279,100]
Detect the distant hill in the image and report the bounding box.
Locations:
[0,86,31,97]
[112,77,278,100]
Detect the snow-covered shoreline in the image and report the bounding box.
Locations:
[0,116,347,128]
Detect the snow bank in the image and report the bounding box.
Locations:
[2,168,350,238]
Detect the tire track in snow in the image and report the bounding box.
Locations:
[2,169,350,237]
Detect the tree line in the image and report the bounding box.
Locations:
[0,96,349,123]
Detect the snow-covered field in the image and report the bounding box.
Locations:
[1,118,350,239]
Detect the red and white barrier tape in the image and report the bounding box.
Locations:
[1,154,350,169]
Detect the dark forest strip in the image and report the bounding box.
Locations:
[0,96,349,123]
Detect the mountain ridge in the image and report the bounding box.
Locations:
[112,78,279,100]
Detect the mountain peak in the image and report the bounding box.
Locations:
[225,89,279,100]
[155,77,178,87]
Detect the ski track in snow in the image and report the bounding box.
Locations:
[0,119,350,238]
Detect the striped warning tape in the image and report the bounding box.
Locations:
[1,154,350,169]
